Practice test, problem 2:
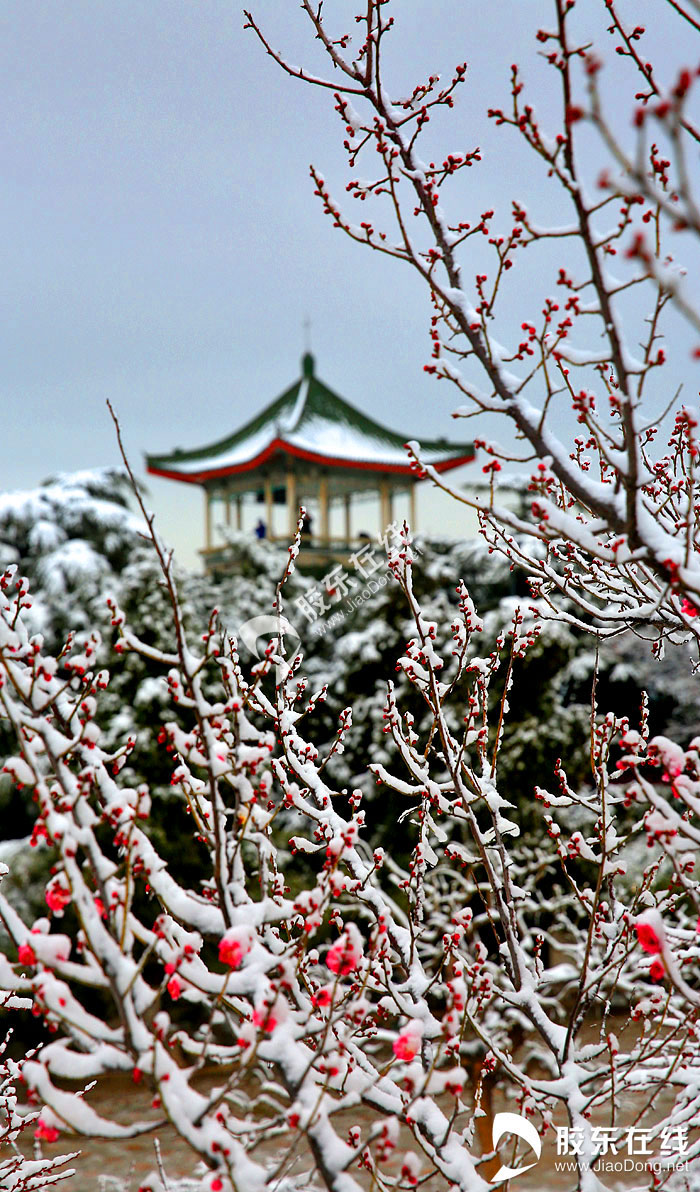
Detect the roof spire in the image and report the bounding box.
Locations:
[302,316,315,376]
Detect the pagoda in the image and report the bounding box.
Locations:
[145,353,474,571]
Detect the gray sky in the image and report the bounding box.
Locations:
[2,2,694,568]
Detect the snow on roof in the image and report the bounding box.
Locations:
[145,355,474,485]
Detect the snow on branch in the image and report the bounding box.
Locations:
[0,512,697,1186]
[246,0,700,650]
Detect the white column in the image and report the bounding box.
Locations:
[344,493,352,543]
[379,477,391,533]
[204,489,212,551]
[264,477,273,540]
[409,484,417,533]
[287,469,297,538]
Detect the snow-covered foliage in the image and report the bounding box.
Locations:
[0,512,698,1191]
[0,471,146,642]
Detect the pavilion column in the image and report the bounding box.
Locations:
[204,489,213,551]
[409,484,417,533]
[235,495,242,531]
[379,477,392,532]
[264,477,273,540]
[319,474,330,543]
[225,491,232,529]
[287,468,297,538]
[344,493,352,544]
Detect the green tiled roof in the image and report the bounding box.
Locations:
[146,354,474,483]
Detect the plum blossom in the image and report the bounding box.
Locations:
[218,925,254,969]
[650,958,666,982]
[393,1019,423,1061]
[649,736,686,780]
[34,1118,60,1143]
[167,976,182,1000]
[326,923,363,976]
[401,1151,422,1186]
[635,920,663,955]
[17,942,36,967]
[45,882,71,915]
[252,994,288,1034]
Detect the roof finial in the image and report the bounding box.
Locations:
[301,316,315,377]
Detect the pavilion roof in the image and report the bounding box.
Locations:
[145,354,474,485]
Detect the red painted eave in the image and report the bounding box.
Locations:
[146,438,475,486]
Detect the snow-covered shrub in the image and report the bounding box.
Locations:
[0,470,147,643]
[0,509,698,1190]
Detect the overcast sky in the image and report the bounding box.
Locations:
[2,2,694,568]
